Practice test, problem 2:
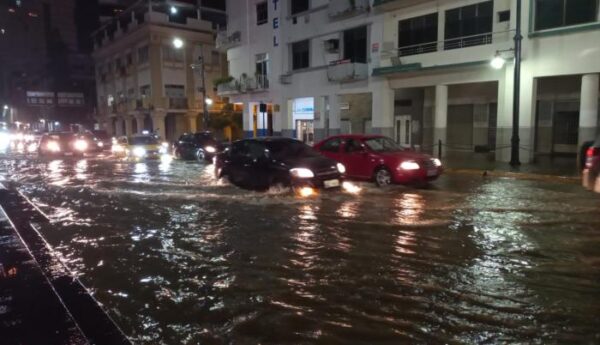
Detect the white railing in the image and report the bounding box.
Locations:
[215,30,242,50]
[328,0,370,18]
[391,30,512,57]
[327,60,368,82]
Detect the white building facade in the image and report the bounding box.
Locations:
[222,0,600,163]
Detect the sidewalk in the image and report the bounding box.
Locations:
[441,152,581,182]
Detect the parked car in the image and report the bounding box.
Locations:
[215,137,346,194]
[172,132,220,162]
[314,135,443,187]
[91,130,111,150]
[582,134,600,193]
[111,134,169,160]
[38,132,89,157]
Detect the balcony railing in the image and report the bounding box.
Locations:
[328,0,370,18]
[394,31,504,57]
[327,60,368,82]
[255,75,269,90]
[217,80,241,96]
[215,30,242,51]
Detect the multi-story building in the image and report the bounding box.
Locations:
[92,0,228,141]
[222,0,600,164]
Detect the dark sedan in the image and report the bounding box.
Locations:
[172,132,220,162]
[215,137,349,195]
[38,132,89,157]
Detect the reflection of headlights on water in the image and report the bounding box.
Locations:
[74,139,88,151]
[205,145,216,153]
[160,154,172,163]
[290,168,314,178]
[159,146,168,154]
[0,133,9,150]
[132,147,146,157]
[27,143,37,153]
[342,181,361,194]
[16,142,24,151]
[161,142,169,148]
[24,134,34,142]
[47,141,61,152]
[112,144,124,153]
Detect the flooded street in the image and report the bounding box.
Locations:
[1,155,600,344]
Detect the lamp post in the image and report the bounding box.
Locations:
[172,38,209,130]
[510,0,523,166]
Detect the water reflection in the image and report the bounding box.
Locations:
[74,159,88,181]
[393,193,425,225]
[47,159,69,186]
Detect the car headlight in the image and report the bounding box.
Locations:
[432,158,442,167]
[205,145,216,153]
[399,161,420,170]
[161,142,169,148]
[97,142,104,148]
[112,144,124,153]
[159,146,167,154]
[132,147,146,157]
[47,140,61,152]
[336,163,346,174]
[290,168,314,178]
[74,139,88,151]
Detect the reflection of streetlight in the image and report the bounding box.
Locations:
[205,98,213,105]
[172,37,183,49]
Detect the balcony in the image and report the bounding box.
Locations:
[168,97,188,110]
[327,60,368,82]
[372,0,424,10]
[328,0,370,18]
[217,80,240,96]
[215,30,242,51]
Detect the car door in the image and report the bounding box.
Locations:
[245,141,271,189]
[340,138,372,179]
[227,141,251,186]
[317,137,343,162]
[176,134,194,158]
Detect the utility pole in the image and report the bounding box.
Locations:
[510,0,522,166]
[192,46,209,130]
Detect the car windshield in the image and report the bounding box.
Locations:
[364,137,402,152]
[265,140,321,159]
[130,136,158,145]
[194,133,217,144]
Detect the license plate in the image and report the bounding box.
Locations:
[427,169,437,177]
[324,179,340,188]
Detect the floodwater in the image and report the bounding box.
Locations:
[1,154,600,344]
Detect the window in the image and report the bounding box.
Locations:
[291,0,309,15]
[345,139,364,153]
[256,53,269,88]
[163,46,183,62]
[397,13,438,56]
[256,2,268,25]
[126,53,133,65]
[292,40,310,70]
[498,10,510,23]
[535,0,598,31]
[320,138,342,152]
[138,45,149,64]
[165,84,185,98]
[444,1,493,50]
[140,85,151,97]
[343,26,367,63]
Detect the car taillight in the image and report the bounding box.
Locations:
[585,147,600,168]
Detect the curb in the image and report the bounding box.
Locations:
[445,168,581,183]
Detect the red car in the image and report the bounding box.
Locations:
[314,135,443,186]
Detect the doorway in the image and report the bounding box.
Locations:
[296,120,314,145]
[395,115,412,147]
[553,111,579,154]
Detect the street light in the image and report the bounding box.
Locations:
[3,105,8,110]
[170,6,178,14]
[205,98,213,105]
[490,55,506,69]
[172,37,184,49]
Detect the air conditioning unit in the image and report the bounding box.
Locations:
[324,39,340,53]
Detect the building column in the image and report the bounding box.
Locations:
[328,94,341,136]
[124,116,134,136]
[518,75,537,164]
[186,112,199,133]
[134,113,146,133]
[372,81,394,137]
[579,74,599,147]
[496,65,514,162]
[313,96,326,142]
[151,110,167,140]
[434,84,448,157]
[280,99,294,138]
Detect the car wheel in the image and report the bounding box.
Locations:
[196,150,205,162]
[374,167,392,187]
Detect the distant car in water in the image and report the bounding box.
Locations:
[111,134,169,160]
[91,130,111,150]
[214,137,346,194]
[38,132,89,157]
[582,134,600,193]
[172,131,220,162]
[314,135,443,187]
[80,131,106,152]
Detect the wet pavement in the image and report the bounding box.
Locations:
[1,153,599,344]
